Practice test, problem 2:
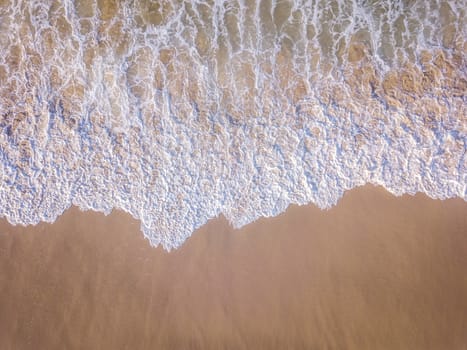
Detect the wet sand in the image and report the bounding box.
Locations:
[0,185,466,349]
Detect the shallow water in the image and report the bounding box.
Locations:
[0,0,466,249]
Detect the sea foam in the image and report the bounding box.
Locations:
[0,0,465,249]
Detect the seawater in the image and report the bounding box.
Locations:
[0,0,465,249]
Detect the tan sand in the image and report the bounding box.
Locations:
[0,185,466,349]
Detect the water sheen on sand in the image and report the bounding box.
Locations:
[0,0,466,249]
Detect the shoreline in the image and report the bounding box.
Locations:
[2,184,465,250]
[1,184,466,349]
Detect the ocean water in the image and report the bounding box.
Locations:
[0,0,465,249]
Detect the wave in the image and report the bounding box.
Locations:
[0,0,465,249]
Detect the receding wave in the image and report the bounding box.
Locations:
[0,0,465,249]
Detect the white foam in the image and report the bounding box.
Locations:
[0,0,465,250]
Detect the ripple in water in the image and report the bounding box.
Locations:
[0,0,465,249]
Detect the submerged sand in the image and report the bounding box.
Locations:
[0,185,466,349]
[1,1,466,249]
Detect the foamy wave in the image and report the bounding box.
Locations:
[0,0,465,249]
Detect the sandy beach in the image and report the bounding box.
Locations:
[1,1,466,349]
[0,185,466,349]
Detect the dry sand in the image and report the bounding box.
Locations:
[0,185,466,349]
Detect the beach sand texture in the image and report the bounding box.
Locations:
[0,185,466,349]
